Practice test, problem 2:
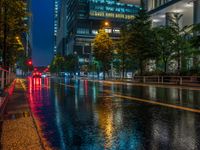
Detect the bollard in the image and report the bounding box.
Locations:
[1,71,4,89]
[179,77,182,85]
[8,68,11,84]
[143,76,146,83]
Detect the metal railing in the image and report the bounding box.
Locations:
[0,67,15,116]
[0,67,15,89]
[131,76,200,86]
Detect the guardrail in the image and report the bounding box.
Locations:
[0,67,15,117]
[128,76,200,86]
[0,67,15,89]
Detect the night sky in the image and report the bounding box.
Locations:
[32,0,54,66]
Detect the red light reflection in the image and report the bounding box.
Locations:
[84,80,88,96]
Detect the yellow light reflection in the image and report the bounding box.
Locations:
[97,101,114,149]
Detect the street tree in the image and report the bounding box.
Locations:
[153,26,176,73]
[92,29,113,79]
[0,0,28,67]
[168,14,192,74]
[126,10,158,75]
[114,27,132,78]
[64,54,77,75]
[50,55,65,74]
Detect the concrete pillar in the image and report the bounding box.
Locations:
[166,12,179,26]
[194,0,200,24]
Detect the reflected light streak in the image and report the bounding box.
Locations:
[92,82,97,101]
[97,105,114,149]
[79,80,84,96]
[75,80,79,109]
[84,80,88,96]
[104,114,113,148]
[28,77,32,94]
[54,88,66,149]
[75,86,79,110]
[149,86,156,100]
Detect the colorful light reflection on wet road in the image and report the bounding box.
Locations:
[27,77,200,150]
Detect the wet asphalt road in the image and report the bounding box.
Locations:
[27,77,200,150]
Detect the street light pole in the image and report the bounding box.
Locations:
[74,51,79,78]
[103,21,114,79]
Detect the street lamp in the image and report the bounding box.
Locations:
[74,51,79,78]
[104,21,109,27]
[16,36,23,46]
[16,36,19,40]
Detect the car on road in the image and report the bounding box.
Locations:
[32,71,42,78]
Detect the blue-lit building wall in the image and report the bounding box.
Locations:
[53,0,60,56]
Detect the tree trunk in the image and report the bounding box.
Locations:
[103,70,105,80]
[164,60,167,73]
[177,56,181,75]
[139,60,143,76]
[3,4,8,67]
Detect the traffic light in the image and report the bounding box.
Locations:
[27,60,32,66]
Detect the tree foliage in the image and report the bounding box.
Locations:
[92,29,113,78]
[64,54,77,73]
[50,54,78,75]
[50,55,65,73]
[153,26,176,73]
[117,11,199,76]
[125,10,158,75]
[0,0,28,67]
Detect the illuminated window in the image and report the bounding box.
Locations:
[105,28,112,33]
[106,0,115,4]
[77,28,89,34]
[92,30,98,34]
[105,12,114,18]
[90,11,105,17]
[115,13,124,18]
[105,6,114,11]
[95,6,104,10]
[115,7,125,12]
[113,29,120,34]
[125,15,134,19]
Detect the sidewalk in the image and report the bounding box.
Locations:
[0,79,43,150]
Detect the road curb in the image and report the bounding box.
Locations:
[19,79,46,150]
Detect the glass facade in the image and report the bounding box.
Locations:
[147,0,173,11]
[89,0,139,19]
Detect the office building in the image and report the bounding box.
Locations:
[146,0,200,70]
[19,0,33,58]
[56,0,140,72]
[146,0,200,27]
